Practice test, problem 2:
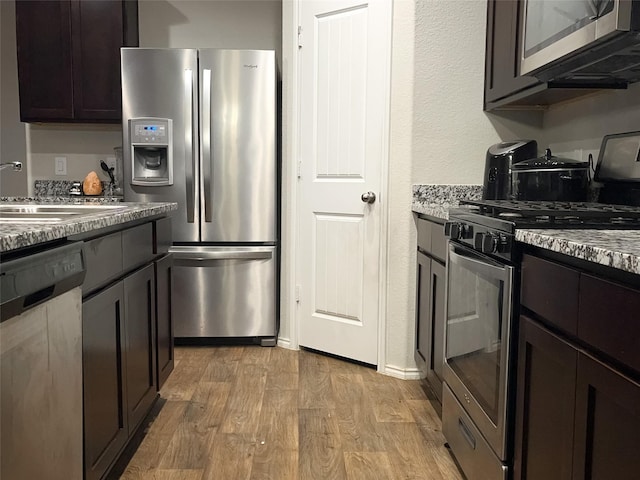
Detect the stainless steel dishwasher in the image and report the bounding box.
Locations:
[0,241,85,480]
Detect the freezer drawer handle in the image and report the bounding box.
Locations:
[172,250,273,261]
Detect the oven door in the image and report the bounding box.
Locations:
[443,241,514,460]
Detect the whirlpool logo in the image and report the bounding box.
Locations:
[243,64,258,69]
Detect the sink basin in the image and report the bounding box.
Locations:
[0,204,127,224]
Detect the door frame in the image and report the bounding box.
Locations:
[283,0,393,372]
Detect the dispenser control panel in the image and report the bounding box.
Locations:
[130,118,170,144]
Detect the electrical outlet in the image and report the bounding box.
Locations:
[55,157,67,176]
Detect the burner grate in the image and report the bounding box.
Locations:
[459,200,640,229]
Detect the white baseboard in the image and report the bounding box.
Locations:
[277,337,297,350]
[381,364,422,380]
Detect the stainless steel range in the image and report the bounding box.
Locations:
[441,199,640,480]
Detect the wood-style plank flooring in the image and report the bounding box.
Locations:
[119,346,464,480]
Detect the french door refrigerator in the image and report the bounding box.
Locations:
[121,48,278,345]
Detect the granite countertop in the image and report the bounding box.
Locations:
[0,198,177,253]
[411,184,640,275]
[517,229,640,275]
[412,184,483,220]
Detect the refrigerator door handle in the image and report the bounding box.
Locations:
[184,68,196,223]
[201,68,213,223]
[170,248,273,262]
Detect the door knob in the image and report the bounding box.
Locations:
[361,191,376,204]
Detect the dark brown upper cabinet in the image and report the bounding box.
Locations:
[483,0,608,111]
[484,0,539,109]
[15,0,138,123]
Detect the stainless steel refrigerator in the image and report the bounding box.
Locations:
[121,48,278,345]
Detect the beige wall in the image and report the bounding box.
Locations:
[391,1,640,374]
[139,0,282,69]
[0,0,28,196]
[386,0,542,372]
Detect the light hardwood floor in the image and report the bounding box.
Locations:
[118,346,464,480]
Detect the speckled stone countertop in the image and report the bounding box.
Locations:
[516,229,640,275]
[410,185,640,275]
[0,198,177,253]
[412,184,483,219]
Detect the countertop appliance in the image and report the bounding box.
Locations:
[1,241,85,479]
[520,0,640,85]
[121,48,278,345]
[511,148,590,202]
[595,130,640,205]
[442,199,640,480]
[483,140,538,200]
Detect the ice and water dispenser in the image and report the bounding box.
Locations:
[129,118,174,186]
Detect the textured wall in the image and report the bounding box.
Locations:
[542,83,640,160]
[0,0,28,196]
[385,0,418,374]
[411,0,542,185]
[385,0,541,374]
[139,0,282,70]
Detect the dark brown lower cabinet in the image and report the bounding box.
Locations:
[415,216,446,403]
[513,316,576,480]
[514,315,640,480]
[82,282,128,480]
[573,354,640,480]
[155,253,174,390]
[83,264,157,480]
[123,264,157,435]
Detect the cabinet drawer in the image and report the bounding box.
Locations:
[153,217,172,255]
[579,274,640,374]
[417,218,432,252]
[430,222,447,262]
[417,217,446,262]
[122,222,154,272]
[83,231,123,294]
[521,254,579,335]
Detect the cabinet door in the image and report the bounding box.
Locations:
[513,316,576,480]
[155,253,174,390]
[415,250,432,376]
[70,0,125,120]
[123,264,157,435]
[15,0,74,121]
[572,353,640,480]
[484,0,539,108]
[430,260,446,388]
[82,282,128,480]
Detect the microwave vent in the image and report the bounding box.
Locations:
[536,32,640,86]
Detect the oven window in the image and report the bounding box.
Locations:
[446,251,508,425]
[524,0,614,57]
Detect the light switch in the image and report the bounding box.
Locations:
[55,157,67,176]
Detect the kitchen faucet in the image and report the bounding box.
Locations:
[0,161,22,172]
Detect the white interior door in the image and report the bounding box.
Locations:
[297,0,390,365]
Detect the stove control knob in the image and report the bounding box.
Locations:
[461,224,474,239]
[444,222,462,240]
[475,232,500,253]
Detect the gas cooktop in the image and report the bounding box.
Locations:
[458,199,640,229]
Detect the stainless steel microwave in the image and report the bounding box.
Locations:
[520,0,640,84]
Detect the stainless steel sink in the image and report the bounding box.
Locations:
[0,204,127,224]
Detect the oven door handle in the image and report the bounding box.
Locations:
[449,248,513,283]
